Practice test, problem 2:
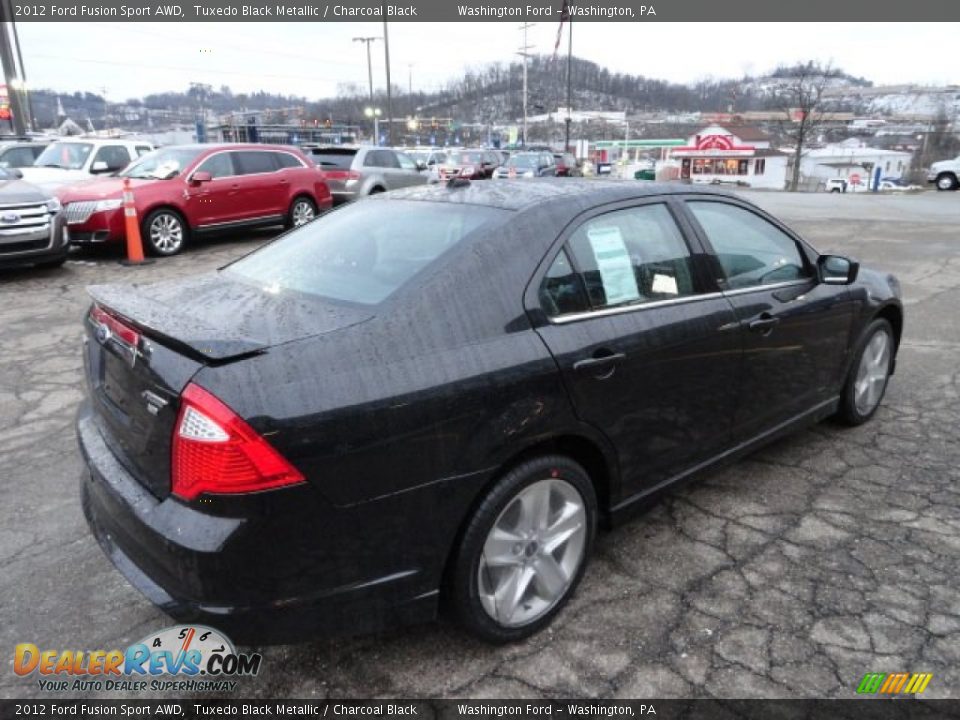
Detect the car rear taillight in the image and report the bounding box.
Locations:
[89,304,141,347]
[319,170,361,181]
[172,383,305,500]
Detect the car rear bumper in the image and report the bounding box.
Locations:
[0,214,69,268]
[76,401,440,643]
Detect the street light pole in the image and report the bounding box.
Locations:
[383,18,393,147]
[517,22,535,148]
[352,36,380,105]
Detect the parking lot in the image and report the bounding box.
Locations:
[1,190,958,700]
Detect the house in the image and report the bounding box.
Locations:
[669,124,789,190]
[799,143,913,187]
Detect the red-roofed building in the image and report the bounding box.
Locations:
[670,125,789,189]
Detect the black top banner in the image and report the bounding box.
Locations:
[6,0,960,21]
[2,700,960,720]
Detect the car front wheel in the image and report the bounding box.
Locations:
[449,455,596,643]
[143,209,187,256]
[936,173,958,191]
[837,318,894,425]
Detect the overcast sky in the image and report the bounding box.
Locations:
[16,22,959,101]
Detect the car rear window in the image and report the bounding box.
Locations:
[225,200,507,305]
[309,149,357,169]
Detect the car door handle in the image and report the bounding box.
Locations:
[573,351,627,375]
[748,313,780,334]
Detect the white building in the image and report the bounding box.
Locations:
[669,124,789,190]
[800,144,913,187]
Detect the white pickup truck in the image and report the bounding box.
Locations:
[928,156,960,191]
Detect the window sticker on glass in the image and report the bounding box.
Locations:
[586,226,640,305]
[651,273,679,296]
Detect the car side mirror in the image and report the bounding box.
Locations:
[416,160,427,171]
[818,255,859,285]
[9,168,22,179]
[191,171,213,184]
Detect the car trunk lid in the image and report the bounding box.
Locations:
[83,273,373,499]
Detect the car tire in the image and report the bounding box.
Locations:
[448,454,597,643]
[142,209,188,257]
[936,173,958,191]
[286,196,317,229]
[836,318,895,426]
[368,186,385,195]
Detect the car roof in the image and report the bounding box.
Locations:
[378,179,736,212]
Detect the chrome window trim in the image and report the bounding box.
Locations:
[187,148,305,182]
[548,291,726,325]
[720,278,813,297]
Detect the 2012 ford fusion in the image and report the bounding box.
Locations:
[77,180,902,642]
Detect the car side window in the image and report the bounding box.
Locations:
[196,152,235,179]
[567,204,698,309]
[2,147,36,167]
[687,201,810,290]
[93,145,132,171]
[274,152,304,169]
[539,249,590,317]
[234,151,278,175]
[363,150,384,168]
[396,152,417,171]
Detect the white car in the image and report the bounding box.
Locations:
[20,139,154,193]
[927,156,960,191]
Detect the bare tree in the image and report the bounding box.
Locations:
[773,62,836,191]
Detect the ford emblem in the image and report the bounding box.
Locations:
[0,212,20,224]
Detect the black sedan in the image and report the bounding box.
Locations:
[77,181,903,643]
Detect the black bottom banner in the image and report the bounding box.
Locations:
[2,700,959,720]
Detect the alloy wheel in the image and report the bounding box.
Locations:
[292,200,316,226]
[149,213,184,254]
[477,478,586,628]
[854,329,891,416]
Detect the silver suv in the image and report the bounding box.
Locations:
[301,146,428,203]
[0,167,67,270]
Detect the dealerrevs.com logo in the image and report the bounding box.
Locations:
[14,625,263,693]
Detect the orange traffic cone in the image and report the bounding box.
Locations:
[119,178,153,266]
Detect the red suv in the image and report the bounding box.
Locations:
[58,144,332,256]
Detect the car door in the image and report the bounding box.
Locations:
[529,200,743,501]
[232,150,285,220]
[184,151,244,227]
[395,151,427,187]
[683,198,855,442]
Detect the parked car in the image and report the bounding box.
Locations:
[825,178,848,193]
[0,167,67,269]
[0,140,50,169]
[301,146,428,202]
[553,152,581,177]
[493,152,558,178]
[437,149,501,180]
[927,155,960,191]
[77,180,902,642]
[21,139,154,192]
[877,179,921,191]
[58,144,331,256]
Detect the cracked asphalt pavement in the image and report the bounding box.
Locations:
[1,191,958,700]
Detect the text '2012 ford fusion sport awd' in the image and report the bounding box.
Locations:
[77,180,902,643]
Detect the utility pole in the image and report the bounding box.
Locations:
[407,63,413,95]
[517,22,535,147]
[0,6,28,135]
[352,36,380,104]
[383,18,393,146]
[564,18,573,152]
